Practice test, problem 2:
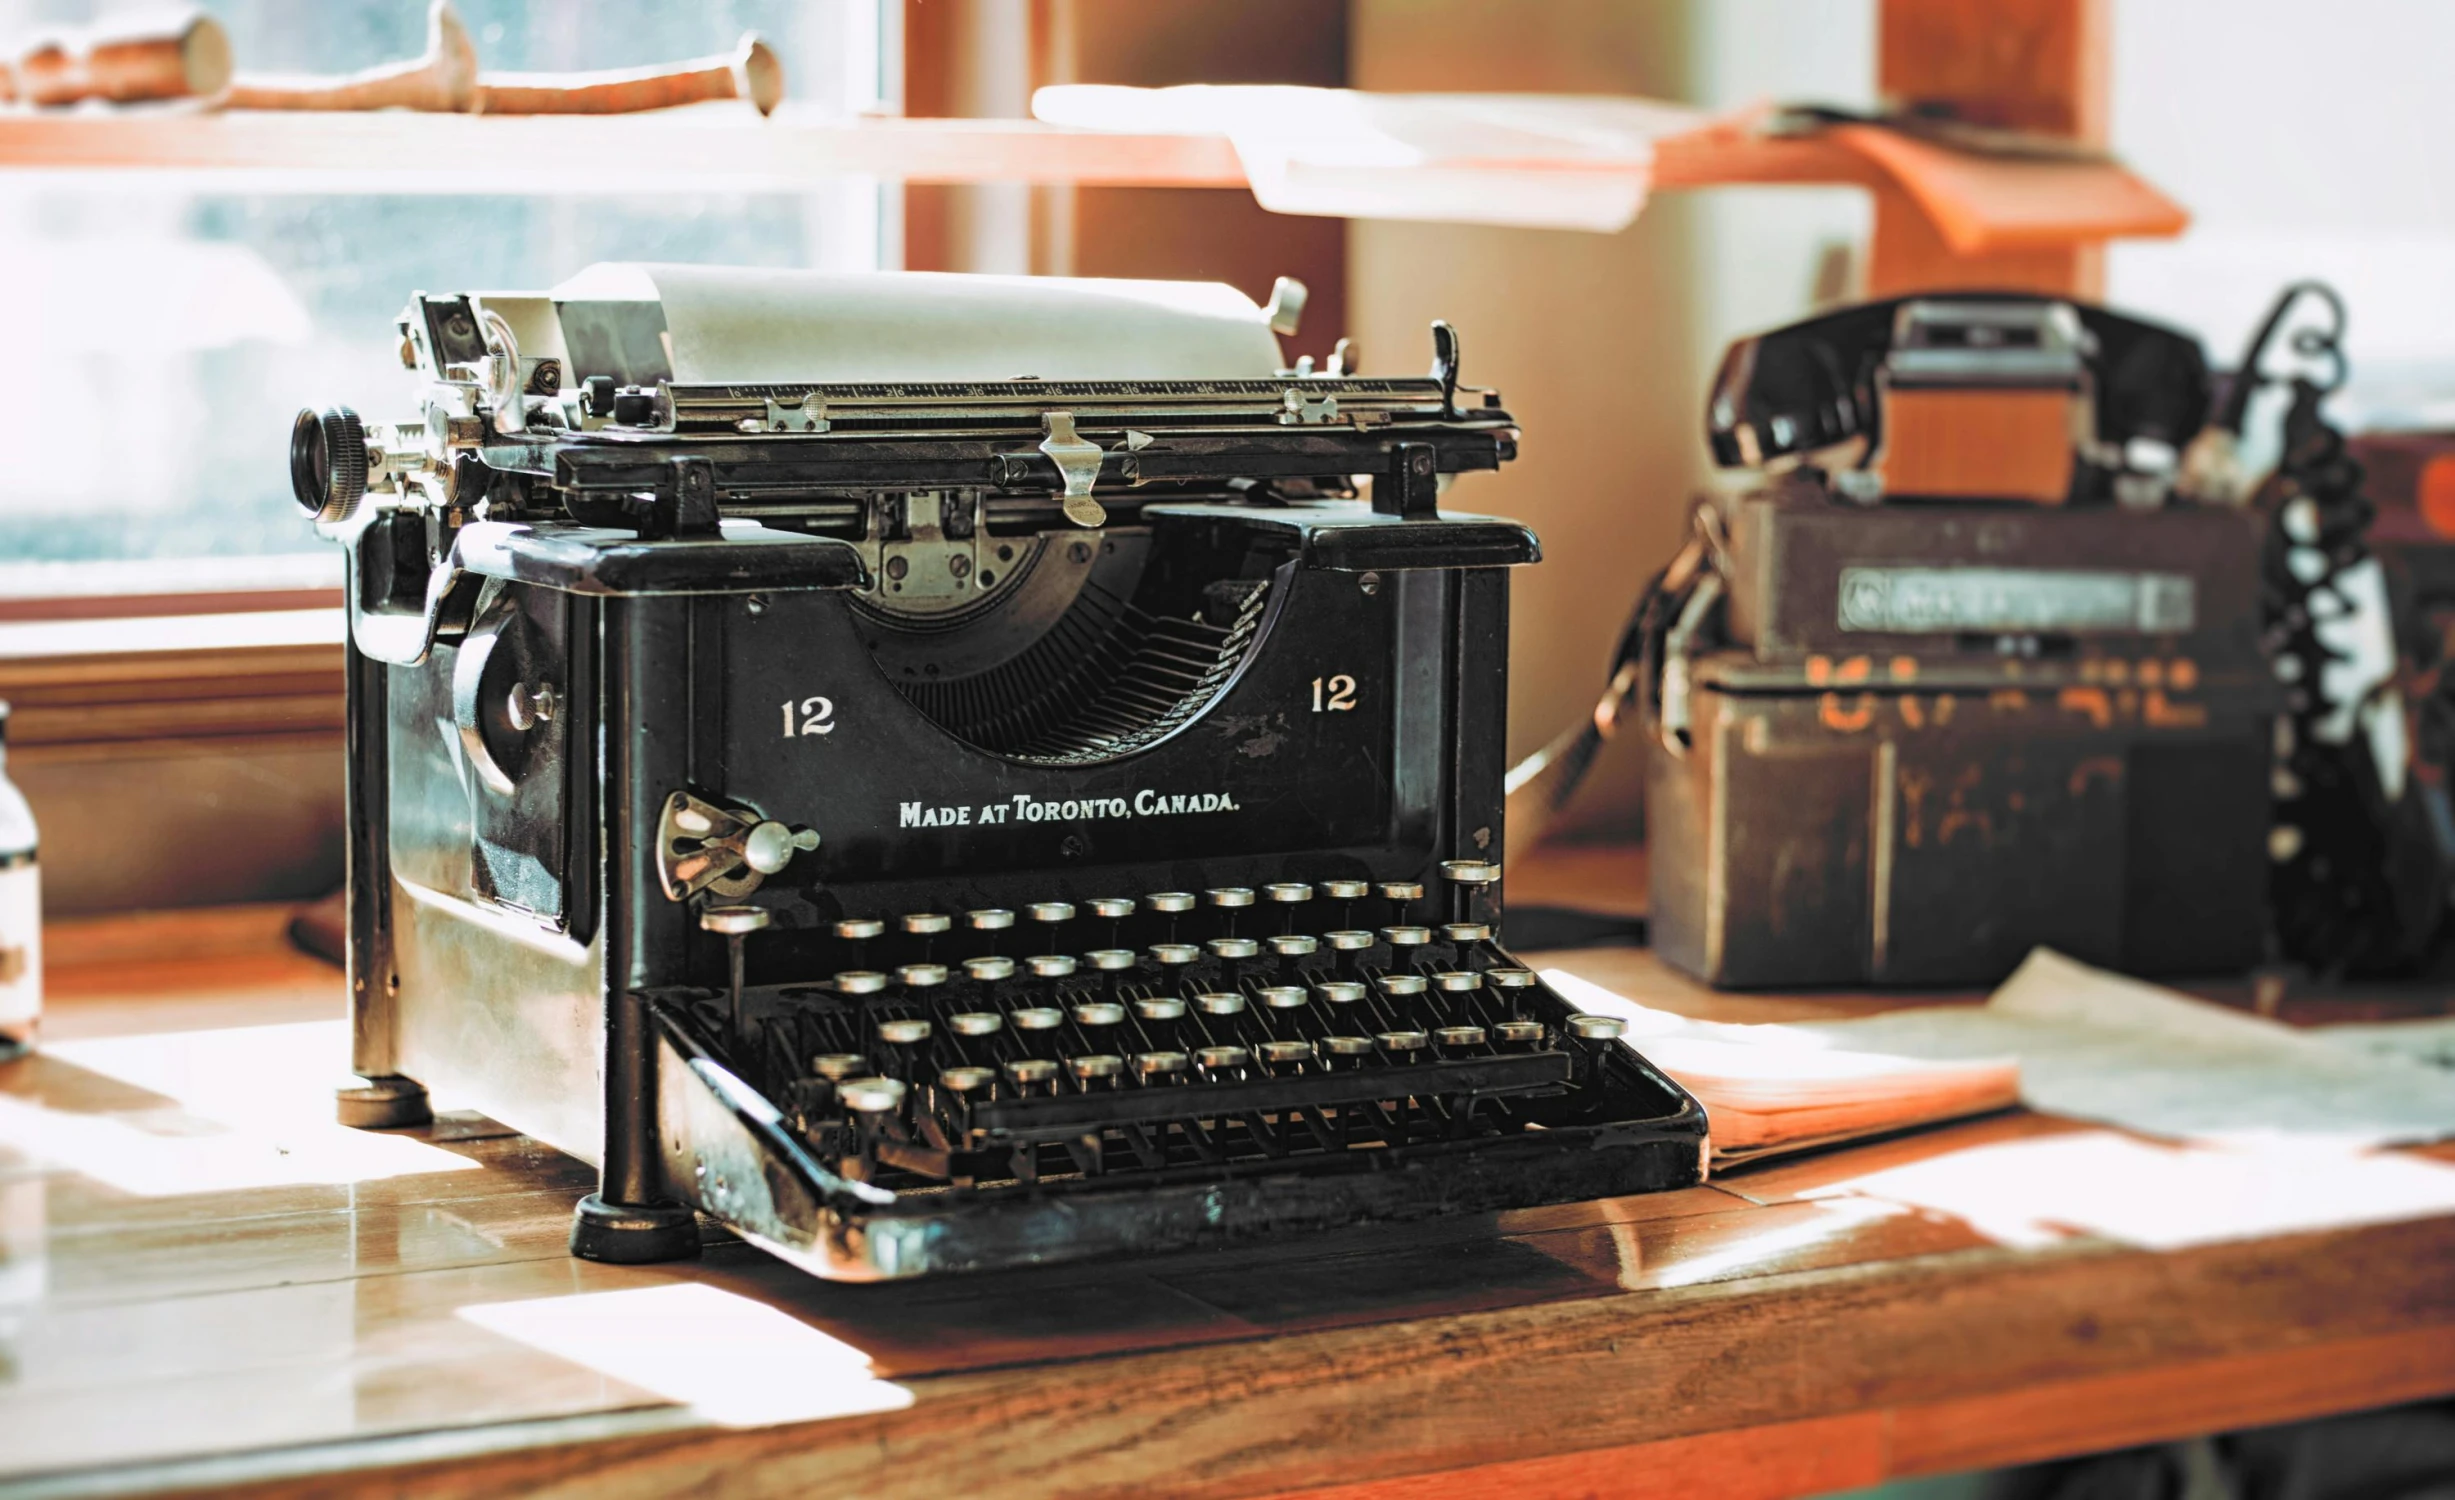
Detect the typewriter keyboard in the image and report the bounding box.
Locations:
[683,864,1655,1192]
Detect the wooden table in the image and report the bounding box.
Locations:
[2,905,2451,1500]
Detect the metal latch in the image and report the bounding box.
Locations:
[1039,411,1108,528]
[761,393,827,433]
[657,791,819,901]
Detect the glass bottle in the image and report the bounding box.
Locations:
[0,703,39,1060]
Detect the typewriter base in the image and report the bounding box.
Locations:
[334,1075,431,1130]
[569,1192,703,1265]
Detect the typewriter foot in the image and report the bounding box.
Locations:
[336,1074,431,1130]
[569,1193,702,1264]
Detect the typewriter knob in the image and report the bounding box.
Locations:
[290,405,367,524]
[743,819,819,874]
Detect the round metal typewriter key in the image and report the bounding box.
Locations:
[1195,1044,1251,1076]
[699,905,770,936]
[1145,891,1197,913]
[1382,926,1432,948]
[1441,922,1493,945]
[1377,1029,1430,1061]
[1495,1019,1548,1049]
[902,912,951,936]
[1010,1007,1065,1032]
[1087,897,1137,919]
[1322,879,1371,900]
[939,1065,995,1095]
[1316,980,1367,1007]
[1439,860,1501,886]
[1259,986,1309,1010]
[811,1052,868,1081]
[1265,882,1315,904]
[1268,933,1320,958]
[1433,971,1483,992]
[1026,901,1076,924]
[1005,1057,1059,1093]
[1072,1001,1127,1029]
[1149,942,1200,967]
[1134,1050,1188,1081]
[896,963,950,990]
[1085,948,1138,972]
[833,918,886,941]
[1434,1025,1487,1051]
[964,955,1016,982]
[1024,954,1077,978]
[839,1077,906,1115]
[1565,1014,1626,1041]
[1207,936,1259,961]
[1069,1053,1125,1084]
[1485,966,1536,988]
[948,1012,1005,1037]
[965,908,1015,932]
[1194,991,1246,1016]
[835,970,888,996]
[1379,882,1426,903]
[1206,887,1256,909]
[1321,1034,1375,1069]
[877,1018,933,1045]
[1258,1039,1316,1070]
[1135,996,1188,1022]
[1324,929,1376,952]
[1376,972,1429,998]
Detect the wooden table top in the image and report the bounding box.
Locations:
[3,904,2452,1500]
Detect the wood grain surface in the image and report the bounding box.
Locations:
[0,907,2446,1499]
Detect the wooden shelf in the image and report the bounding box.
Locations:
[0,103,1873,197]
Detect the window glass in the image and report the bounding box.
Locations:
[0,0,887,578]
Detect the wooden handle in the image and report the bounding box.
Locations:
[222,0,476,113]
[476,35,783,117]
[15,11,230,106]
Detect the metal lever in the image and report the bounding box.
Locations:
[1038,411,1108,528]
[658,790,819,901]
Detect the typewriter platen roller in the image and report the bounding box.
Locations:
[297,264,1705,1280]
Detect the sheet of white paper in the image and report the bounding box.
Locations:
[2314,1014,2455,1071]
[1791,949,2455,1148]
[1033,84,1707,232]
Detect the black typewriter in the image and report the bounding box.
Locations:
[291,264,1705,1280]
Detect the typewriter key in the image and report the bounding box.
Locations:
[1259,985,1309,1010]
[1194,1043,1251,1078]
[1026,901,1076,922]
[1376,972,1428,998]
[1316,979,1367,1008]
[1265,881,1314,902]
[1379,881,1425,925]
[833,917,886,941]
[1149,942,1200,969]
[811,1052,868,1081]
[1323,929,1375,951]
[1085,948,1136,969]
[1134,1050,1188,1082]
[1134,994,1187,1043]
[1439,860,1500,885]
[839,1077,907,1115]
[1207,936,1259,961]
[1206,887,1256,909]
[1485,966,1536,1015]
[902,913,951,936]
[1433,1025,1487,1054]
[1258,1039,1315,1072]
[1025,954,1077,979]
[1377,1030,1429,1062]
[1495,1019,1547,1050]
[1069,1053,1125,1087]
[948,1012,1004,1037]
[966,908,1015,931]
[939,1065,995,1095]
[897,963,950,991]
[1268,933,1320,959]
[877,1018,933,1045]
[1382,926,1432,949]
[1194,991,1246,1016]
[1441,922,1493,945]
[1433,970,1482,991]
[1322,880,1371,899]
[964,955,1016,983]
[1072,1001,1127,1030]
[1145,891,1196,912]
[1565,1014,1625,1041]
[1087,897,1137,919]
[1011,1006,1065,1033]
[1564,1014,1624,1088]
[836,970,888,996]
[1321,1034,1375,1068]
[1004,1057,1059,1094]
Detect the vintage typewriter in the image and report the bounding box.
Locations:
[1626,293,2276,987]
[289,264,1705,1280]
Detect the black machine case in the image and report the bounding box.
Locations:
[1644,294,2276,988]
[303,268,1707,1281]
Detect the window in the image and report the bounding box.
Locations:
[0,0,891,594]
